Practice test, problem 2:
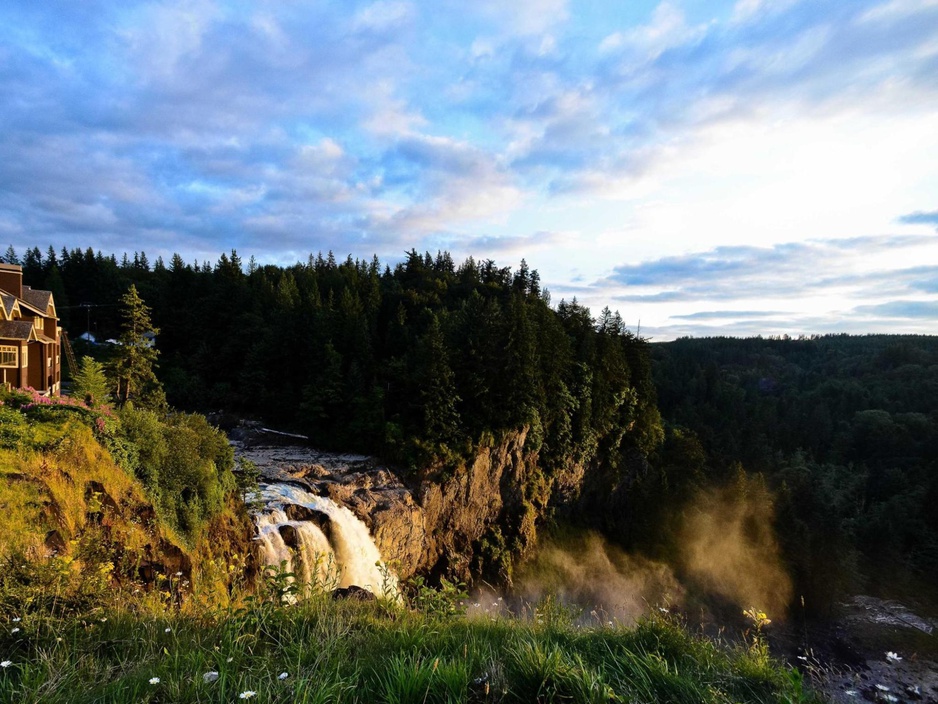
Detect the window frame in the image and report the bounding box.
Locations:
[0,345,18,368]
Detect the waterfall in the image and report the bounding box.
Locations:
[253,482,398,598]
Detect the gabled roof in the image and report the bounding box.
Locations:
[0,320,37,341]
[21,286,55,317]
[1,292,20,320]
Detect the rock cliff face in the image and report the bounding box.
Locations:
[234,425,546,584]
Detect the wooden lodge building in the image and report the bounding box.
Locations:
[0,263,62,395]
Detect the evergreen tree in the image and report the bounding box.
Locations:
[22,247,42,280]
[111,284,163,409]
[72,356,110,407]
[415,314,462,445]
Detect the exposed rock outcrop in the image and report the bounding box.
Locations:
[234,424,547,585]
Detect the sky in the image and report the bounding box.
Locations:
[1,0,938,340]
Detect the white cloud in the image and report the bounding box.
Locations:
[351,1,416,33]
[120,0,223,84]
[600,2,708,61]
[469,0,569,36]
[361,81,428,137]
[731,0,803,24]
[858,0,938,24]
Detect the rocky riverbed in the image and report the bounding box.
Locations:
[795,596,938,704]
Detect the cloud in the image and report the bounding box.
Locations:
[900,210,938,226]
[372,134,521,233]
[465,0,569,36]
[596,234,938,302]
[504,0,938,196]
[457,230,569,257]
[853,299,938,318]
[671,310,790,320]
[574,232,938,339]
[352,1,416,35]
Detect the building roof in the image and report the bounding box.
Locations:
[21,286,54,316]
[0,320,37,341]
[0,292,19,320]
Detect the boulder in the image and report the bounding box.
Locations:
[331,585,376,602]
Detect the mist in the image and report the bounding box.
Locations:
[513,474,793,623]
[677,480,793,618]
[514,531,683,624]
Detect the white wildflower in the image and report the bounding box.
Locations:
[227,657,234,663]
[175,571,183,577]
[100,618,107,623]
[278,672,289,680]
[203,671,219,683]
[11,618,20,623]
[10,628,19,634]
[885,651,902,663]
[0,661,12,668]
[164,627,171,633]
[149,677,160,685]
[239,691,257,699]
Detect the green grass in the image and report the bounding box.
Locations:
[0,595,822,703]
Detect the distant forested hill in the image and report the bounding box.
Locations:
[651,335,938,608]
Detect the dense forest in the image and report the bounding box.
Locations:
[651,335,938,610]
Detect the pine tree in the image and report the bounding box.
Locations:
[111,284,163,409]
[72,356,110,407]
[415,314,461,444]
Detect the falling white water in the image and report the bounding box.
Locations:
[253,482,398,598]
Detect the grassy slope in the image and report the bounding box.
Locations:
[0,393,255,615]
[0,596,816,704]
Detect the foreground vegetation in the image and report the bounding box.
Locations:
[0,585,815,704]
[0,385,254,610]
